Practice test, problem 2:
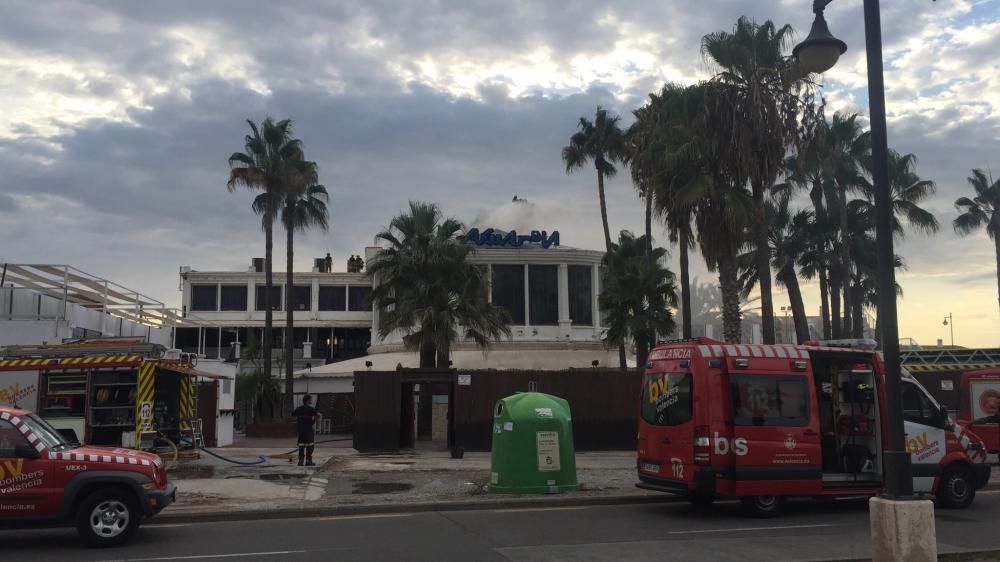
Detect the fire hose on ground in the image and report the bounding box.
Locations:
[157,433,352,465]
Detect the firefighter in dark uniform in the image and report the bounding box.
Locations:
[292,395,320,466]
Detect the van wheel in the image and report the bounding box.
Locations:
[741,495,783,518]
[75,488,141,547]
[937,465,976,509]
[689,494,715,508]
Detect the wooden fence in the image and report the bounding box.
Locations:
[353,368,643,452]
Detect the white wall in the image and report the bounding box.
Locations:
[294,376,353,395]
[0,286,172,347]
[194,359,236,447]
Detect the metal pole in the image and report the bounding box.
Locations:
[949,314,954,346]
[864,0,912,499]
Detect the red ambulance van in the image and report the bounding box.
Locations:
[636,338,991,517]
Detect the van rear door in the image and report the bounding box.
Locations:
[728,371,823,496]
[638,371,695,487]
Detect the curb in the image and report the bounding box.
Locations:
[150,494,679,524]
[151,480,1000,524]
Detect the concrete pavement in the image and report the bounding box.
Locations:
[4,490,1000,561]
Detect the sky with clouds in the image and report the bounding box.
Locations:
[0,0,997,347]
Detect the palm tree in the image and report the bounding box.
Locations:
[701,16,804,345]
[850,150,937,337]
[796,204,837,339]
[824,112,871,338]
[368,201,511,368]
[737,195,813,343]
[855,151,939,237]
[600,231,678,369]
[562,106,627,253]
[228,118,307,412]
[954,168,1000,313]
[628,84,700,338]
[254,181,329,411]
[847,221,906,341]
[680,172,755,343]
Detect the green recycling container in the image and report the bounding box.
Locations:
[489,392,579,494]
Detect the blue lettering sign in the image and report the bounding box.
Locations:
[464,228,560,249]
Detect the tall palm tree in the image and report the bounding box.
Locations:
[855,151,939,238]
[737,195,813,343]
[254,181,329,411]
[228,118,306,412]
[600,231,678,368]
[680,173,755,343]
[850,150,937,337]
[796,204,837,339]
[368,201,511,368]
[783,97,836,339]
[562,106,627,253]
[824,112,871,338]
[954,168,1000,313]
[701,16,804,345]
[628,84,700,338]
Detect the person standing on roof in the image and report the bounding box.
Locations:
[292,395,320,466]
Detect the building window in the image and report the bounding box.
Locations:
[191,285,217,311]
[568,265,592,326]
[255,285,282,311]
[348,286,372,311]
[219,285,248,311]
[528,265,558,326]
[318,286,346,311]
[292,286,311,311]
[491,265,525,325]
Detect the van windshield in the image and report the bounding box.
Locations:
[641,373,692,426]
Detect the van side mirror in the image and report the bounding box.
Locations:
[938,405,953,429]
[14,444,41,459]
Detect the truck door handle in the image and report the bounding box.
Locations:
[661,438,672,444]
[803,430,818,436]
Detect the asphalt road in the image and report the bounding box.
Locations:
[4,491,1000,562]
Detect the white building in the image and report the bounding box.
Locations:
[176,257,373,368]
[296,230,620,394]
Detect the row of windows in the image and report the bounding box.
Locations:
[191,284,371,312]
[642,372,945,430]
[490,264,593,326]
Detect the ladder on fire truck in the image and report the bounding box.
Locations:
[0,340,166,359]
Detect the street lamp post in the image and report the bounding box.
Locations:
[795,2,938,560]
[794,0,912,500]
[943,313,954,346]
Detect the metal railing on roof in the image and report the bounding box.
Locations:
[1,263,218,330]
[900,347,1000,367]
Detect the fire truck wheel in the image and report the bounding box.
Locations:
[75,488,142,547]
[741,495,783,518]
[937,465,976,509]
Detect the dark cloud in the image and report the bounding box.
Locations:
[0,0,998,344]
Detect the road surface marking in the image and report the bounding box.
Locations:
[104,551,309,561]
[492,506,588,513]
[313,513,414,521]
[670,523,833,535]
[145,523,192,528]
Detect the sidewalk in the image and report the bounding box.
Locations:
[163,443,656,519]
[162,441,1000,521]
